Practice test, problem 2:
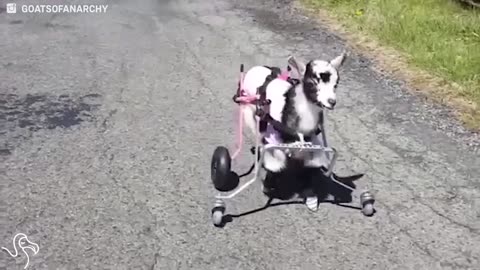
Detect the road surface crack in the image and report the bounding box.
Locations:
[150,253,160,270]
[381,203,475,269]
[99,109,117,133]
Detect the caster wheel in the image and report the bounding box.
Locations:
[362,203,375,216]
[211,146,236,192]
[211,208,225,226]
[360,191,375,217]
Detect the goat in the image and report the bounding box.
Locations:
[241,52,347,173]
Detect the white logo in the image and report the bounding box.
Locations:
[1,233,40,269]
[6,3,17,13]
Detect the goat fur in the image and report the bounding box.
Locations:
[241,53,346,173]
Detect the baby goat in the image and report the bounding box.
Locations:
[241,52,347,173]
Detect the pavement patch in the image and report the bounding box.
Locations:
[0,92,102,154]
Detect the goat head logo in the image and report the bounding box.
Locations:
[2,233,40,269]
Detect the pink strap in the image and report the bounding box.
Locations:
[278,71,290,81]
[231,105,244,160]
[231,72,247,160]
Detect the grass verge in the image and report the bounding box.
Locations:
[299,0,480,131]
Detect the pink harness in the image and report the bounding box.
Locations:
[231,69,291,160]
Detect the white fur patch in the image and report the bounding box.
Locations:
[264,78,291,122]
[242,66,272,139]
[292,84,322,134]
[242,66,272,97]
[263,148,287,172]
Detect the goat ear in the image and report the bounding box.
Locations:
[330,51,347,69]
[287,55,306,77]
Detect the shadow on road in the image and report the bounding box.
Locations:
[216,160,365,228]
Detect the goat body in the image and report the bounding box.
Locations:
[241,66,326,173]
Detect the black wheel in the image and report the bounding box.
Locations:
[211,146,238,192]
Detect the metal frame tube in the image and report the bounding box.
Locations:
[216,117,263,200]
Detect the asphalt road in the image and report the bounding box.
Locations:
[1,0,479,269]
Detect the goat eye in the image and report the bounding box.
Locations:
[319,72,331,83]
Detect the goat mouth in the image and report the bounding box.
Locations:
[316,102,334,110]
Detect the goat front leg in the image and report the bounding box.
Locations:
[297,132,305,144]
[263,148,287,172]
[302,133,327,212]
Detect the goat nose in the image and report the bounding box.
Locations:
[328,98,336,106]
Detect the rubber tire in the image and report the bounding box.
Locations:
[224,171,240,192]
[362,203,375,217]
[212,210,224,226]
[211,146,232,191]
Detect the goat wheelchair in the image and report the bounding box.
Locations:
[209,64,375,227]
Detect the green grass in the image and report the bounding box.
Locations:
[302,0,480,129]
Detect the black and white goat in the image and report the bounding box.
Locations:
[241,52,347,173]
